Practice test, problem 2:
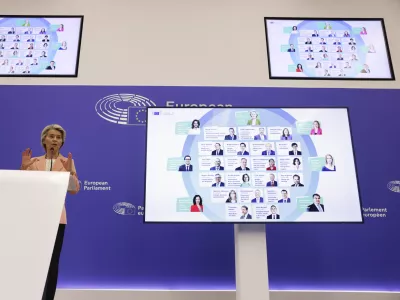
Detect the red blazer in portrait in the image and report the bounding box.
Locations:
[190,205,203,212]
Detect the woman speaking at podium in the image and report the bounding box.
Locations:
[20,124,80,300]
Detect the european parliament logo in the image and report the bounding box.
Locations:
[95,93,156,125]
[113,202,136,215]
[387,181,400,193]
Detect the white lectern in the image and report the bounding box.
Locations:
[0,170,70,300]
[235,224,269,300]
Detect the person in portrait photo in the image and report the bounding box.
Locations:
[26,50,33,57]
[251,189,264,203]
[212,174,225,187]
[324,69,330,76]
[292,26,298,34]
[312,30,319,37]
[287,44,295,52]
[310,120,322,135]
[247,110,261,125]
[350,45,357,52]
[28,43,34,50]
[307,54,314,60]
[8,65,15,74]
[59,41,67,50]
[281,128,292,140]
[330,63,337,69]
[226,190,238,203]
[254,127,267,140]
[336,46,343,53]
[2,59,9,66]
[305,38,312,45]
[240,206,252,219]
[11,43,19,50]
[324,22,332,30]
[178,155,193,171]
[328,30,335,37]
[8,27,15,34]
[266,159,276,171]
[57,24,65,32]
[305,46,313,52]
[23,66,30,74]
[43,42,49,49]
[320,38,326,45]
[338,69,346,77]
[360,27,367,35]
[190,195,203,212]
[291,174,304,187]
[24,27,33,34]
[351,54,358,61]
[0,51,3,57]
[237,143,249,155]
[41,51,47,58]
[12,50,18,57]
[27,35,35,42]
[307,193,324,212]
[262,143,275,156]
[361,64,370,73]
[16,59,23,65]
[315,62,322,69]
[368,44,376,53]
[46,61,56,70]
[211,143,223,155]
[344,62,351,69]
[39,28,46,34]
[210,158,224,170]
[266,173,277,187]
[348,38,356,45]
[31,58,38,65]
[293,158,301,171]
[322,154,336,171]
[240,173,251,187]
[319,45,327,52]
[296,64,303,72]
[13,35,20,42]
[322,54,329,61]
[278,190,290,203]
[333,38,341,45]
[188,119,200,135]
[235,158,250,171]
[42,35,50,42]
[344,31,350,37]
[22,19,30,27]
[0,35,6,42]
[20,124,80,300]
[267,205,280,219]
[224,127,237,140]
[337,54,344,60]
[289,143,301,155]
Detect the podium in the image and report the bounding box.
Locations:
[0,170,70,300]
[235,224,269,300]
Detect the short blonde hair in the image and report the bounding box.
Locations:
[41,124,66,150]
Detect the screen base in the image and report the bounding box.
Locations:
[234,224,269,300]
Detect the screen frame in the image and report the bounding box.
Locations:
[0,14,84,78]
[144,106,364,224]
[264,17,395,81]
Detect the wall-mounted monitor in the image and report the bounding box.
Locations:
[145,107,363,223]
[264,18,394,80]
[0,15,83,77]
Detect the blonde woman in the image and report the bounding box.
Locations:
[20,124,80,300]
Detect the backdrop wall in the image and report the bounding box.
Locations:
[0,85,399,291]
[0,0,399,88]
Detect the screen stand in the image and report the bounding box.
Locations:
[234,224,269,300]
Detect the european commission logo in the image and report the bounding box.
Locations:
[113,202,136,215]
[95,93,156,125]
[387,181,400,193]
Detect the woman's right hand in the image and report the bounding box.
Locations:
[21,148,38,170]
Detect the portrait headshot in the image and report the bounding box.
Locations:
[188,119,200,135]
[247,110,261,126]
[178,155,193,171]
[190,195,203,212]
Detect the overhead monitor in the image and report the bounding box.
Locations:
[264,18,394,80]
[145,107,363,223]
[0,15,83,77]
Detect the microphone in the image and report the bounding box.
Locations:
[50,147,54,171]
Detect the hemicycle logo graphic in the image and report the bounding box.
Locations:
[387,181,400,193]
[113,202,136,215]
[95,94,156,125]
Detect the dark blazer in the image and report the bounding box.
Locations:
[179,164,193,171]
[307,203,325,212]
[224,134,237,140]
[267,214,280,219]
[211,150,223,155]
[289,150,302,155]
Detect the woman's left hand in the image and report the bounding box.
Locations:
[61,152,74,174]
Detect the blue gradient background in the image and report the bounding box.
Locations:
[0,85,399,291]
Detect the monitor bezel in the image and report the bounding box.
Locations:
[264,17,395,81]
[144,106,364,224]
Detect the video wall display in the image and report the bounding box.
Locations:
[264,18,394,80]
[145,107,363,223]
[0,16,83,77]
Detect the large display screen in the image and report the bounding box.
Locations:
[264,18,394,80]
[0,15,83,77]
[145,107,363,223]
